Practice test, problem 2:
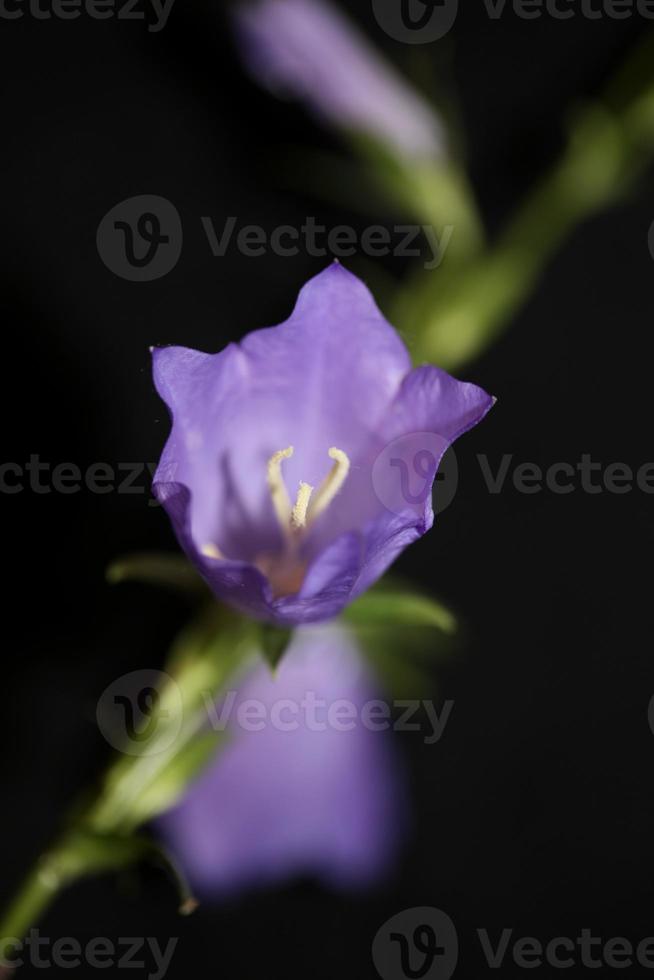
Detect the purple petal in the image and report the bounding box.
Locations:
[351,366,495,596]
[157,624,405,896]
[233,0,444,160]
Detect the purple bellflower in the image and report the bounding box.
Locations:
[152,264,493,626]
[233,0,445,160]
[157,623,404,896]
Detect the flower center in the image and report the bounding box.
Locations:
[266,445,350,538]
[201,446,351,599]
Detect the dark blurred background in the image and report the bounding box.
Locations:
[1,2,653,977]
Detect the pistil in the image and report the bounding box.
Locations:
[291,481,314,530]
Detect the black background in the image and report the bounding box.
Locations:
[1,1,653,977]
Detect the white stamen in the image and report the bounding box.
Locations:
[291,481,314,530]
[266,445,350,540]
[201,543,223,560]
[267,446,294,531]
[309,447,351,522]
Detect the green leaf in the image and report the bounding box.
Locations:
[106,552,207,597]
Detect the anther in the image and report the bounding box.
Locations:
[267,446,294,530]
[201,543,224,560]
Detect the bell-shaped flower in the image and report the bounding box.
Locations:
[157,623,404,895]
[152,264,493,625]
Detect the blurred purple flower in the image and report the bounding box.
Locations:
[152,264,493,625]
[157,624,404,896]
[233,0,444,160]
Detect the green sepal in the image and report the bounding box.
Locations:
[344,584,456,634]
[343,582,458,698]
[259,623,293,673]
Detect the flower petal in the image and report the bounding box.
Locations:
[157,624,404,896]
[233,0,444,159]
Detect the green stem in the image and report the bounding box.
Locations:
[0,604,258,952]
[398,31,654,370]
[347,131,486,266]
[0,828,196,965]
[0,844,69,963]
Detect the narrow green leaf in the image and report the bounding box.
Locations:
[107,552,207,596]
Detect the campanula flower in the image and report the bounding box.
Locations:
[152,264,493,625]
[233,0,444,160]
[157,623,404,896]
